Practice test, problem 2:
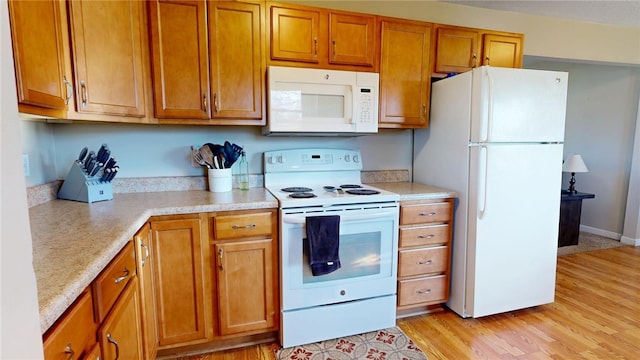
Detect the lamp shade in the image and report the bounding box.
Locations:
[563,155,588,173]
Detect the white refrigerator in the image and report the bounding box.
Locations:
[413,66,568,318]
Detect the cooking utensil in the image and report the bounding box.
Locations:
[193,151,209,168]
[198,146,215,169]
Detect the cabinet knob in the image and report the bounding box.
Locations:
[416,288,432,294]
[64,343,75,360]
[106,333,120,360]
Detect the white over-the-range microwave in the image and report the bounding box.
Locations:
[263,66,379,136]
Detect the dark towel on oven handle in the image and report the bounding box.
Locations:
[306,215,341,276]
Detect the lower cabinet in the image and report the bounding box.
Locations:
[43,288,97,360]
[396,198,454,316]
[134,223,159,359]
[150,214,213,348]
[210,209,279,336]
[97,277,144,360]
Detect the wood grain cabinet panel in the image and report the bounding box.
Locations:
[148,0,210,119]
[208,1,264,121]
[397,198,454,315]
[68,0,146,117]
[92,241,136,323]
[210,209,278,337]
[151,216,212,348]
[134,224,159,360]
[434,26,480,74]
[482,33,523,68]
[214,239,276,335]
[43,289,97,360]
[434,25,524,74]
[97,278,144,360]
[329,12,375,66]
[378,18,432,128]
[8,0,72,111]
[270,6,321,63]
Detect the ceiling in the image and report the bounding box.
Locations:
[442,0,640,27]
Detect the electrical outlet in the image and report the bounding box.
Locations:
[23,154,30,177]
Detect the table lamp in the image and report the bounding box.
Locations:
[563,155,588,194]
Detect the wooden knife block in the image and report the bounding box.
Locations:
[57,162,113,203]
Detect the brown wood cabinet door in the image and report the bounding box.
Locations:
[435,27,480,74]
[270,6,320,63]
[379,19,432,128]
[8,0,71,110]
[68,0,146,117]
[148,0,210,119]
[214,238,276,335]
[134,224,158,360]
[151,217,212,347]
[482,34,523,68]
[329,13,375,67]
[98,278,143,360]
[209,1,264,121]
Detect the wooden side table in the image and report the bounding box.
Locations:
[558,191,595,247]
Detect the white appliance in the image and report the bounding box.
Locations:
[413,66,568,318]
[264,149,399,347]
[264,66,379,136]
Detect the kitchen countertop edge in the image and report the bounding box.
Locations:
[33,189,278,334]
[370,182,457,200]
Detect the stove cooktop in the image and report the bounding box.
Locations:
[266,183,398,208]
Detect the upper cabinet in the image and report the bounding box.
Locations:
[148,0,210,119]
[434,25,523,75]
[8,0,72,115]
[68,0,147,117]
[208,0,264,123]
[148,0,265,124]
[268,2,377,71]
[378,17,433,129]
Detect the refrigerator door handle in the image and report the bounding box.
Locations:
[478,145,488,219]
[484,68,494,142]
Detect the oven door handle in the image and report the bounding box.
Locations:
[282,210,398,224]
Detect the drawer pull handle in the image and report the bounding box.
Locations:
[64,343,74,360]
[218,248,224,271]
[114,267,130,284]
[418,234,435,239]
[419,212,437,217]
[416,289,432,294]
[232,224,256,230]
[107,333,120,360]
[418,259,433,265]
[140,241,150,267]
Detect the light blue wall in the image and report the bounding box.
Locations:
[21,122,414,186]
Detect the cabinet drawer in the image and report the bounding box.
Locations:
[93,241,136,322]
[399,224,450,248]
[401,202,451,225]
[398,246,448,277]
[43,289,96,360]
[398,275,448,306]
[213,212,273,240]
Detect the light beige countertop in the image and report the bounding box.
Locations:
[30,189,277,334]
[370,182,457,200]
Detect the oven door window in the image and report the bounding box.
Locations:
[302,231,381,283]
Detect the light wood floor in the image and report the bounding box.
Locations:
[175,246,640,359]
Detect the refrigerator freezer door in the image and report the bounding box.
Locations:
[470,66,568,143]
[465,143,562,317]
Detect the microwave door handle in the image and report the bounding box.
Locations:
[345,86,353,124]
[282,210,398,224]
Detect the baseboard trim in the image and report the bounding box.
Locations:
[579,225,621,240]
[620,236,640,246]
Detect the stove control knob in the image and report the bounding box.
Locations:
[344,155,350,162]
[353,155,360,163]
[340,290,346,296]
[277,155,284,164]
[267,156,275,164]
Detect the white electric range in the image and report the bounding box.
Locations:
[264,148,400,348]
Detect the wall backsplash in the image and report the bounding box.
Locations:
[20,121,414,187]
